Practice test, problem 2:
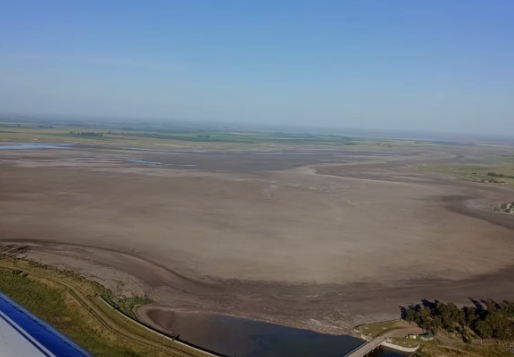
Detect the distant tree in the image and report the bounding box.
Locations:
[407,299,514,342]
[70,131,103,137]
[436,302,460,331]
[487,172,504,177]
[405,309,416,322]
[475,320,493,340]
[486,301,497,314]
[432,316,442,332]
[416,306,433,330]
[500,301,514,317]
[456,308,466,327]
[464,306,478,327]
[485,312,511,339]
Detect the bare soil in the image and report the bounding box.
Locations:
[1,144,514,335]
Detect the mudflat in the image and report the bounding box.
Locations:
[1,144,514,333]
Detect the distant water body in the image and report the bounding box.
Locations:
[0,143,69,150]
[146,310,407,357]
[0,143,401,158]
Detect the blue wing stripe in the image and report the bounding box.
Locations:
[0,291,95,357]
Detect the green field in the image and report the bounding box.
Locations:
[0,120,442,152]
[418,163,514,187]
[0,268,146,357]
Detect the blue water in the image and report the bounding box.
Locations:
[0,143,69,150]
[149,310,407,357]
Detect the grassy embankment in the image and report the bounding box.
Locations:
[0,252,219,357]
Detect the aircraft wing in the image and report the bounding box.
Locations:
[0,291,94,357]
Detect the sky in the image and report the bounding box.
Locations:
[0,1,513,134]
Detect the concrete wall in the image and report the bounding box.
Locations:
[382,340,420,353]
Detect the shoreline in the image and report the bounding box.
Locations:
[4,239,514,339]
[0,251,411,356]
[1,253,503,357]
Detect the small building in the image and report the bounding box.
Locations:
[407,333,434,341]
[420,333,434,341]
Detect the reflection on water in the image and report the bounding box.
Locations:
[147,310,407,357]
[0,143,69,150]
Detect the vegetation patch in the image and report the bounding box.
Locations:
[418,164,514,187]
[404,300,514,343]
[358,300,514,356]
[494,202,514,215]
[102,292,153,319]
[68,131,105,137]
[0,268,144,357]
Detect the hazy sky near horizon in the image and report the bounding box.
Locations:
[0,1,513,134]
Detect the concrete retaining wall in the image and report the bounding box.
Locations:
[382,340,419,353]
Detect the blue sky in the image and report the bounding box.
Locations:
[0,1,513,134]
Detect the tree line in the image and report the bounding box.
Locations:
[487,172,514,179]
[68,131,104,137]
[404,300,514,342]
